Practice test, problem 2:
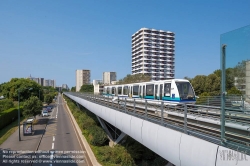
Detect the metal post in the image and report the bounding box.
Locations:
[161,101,163,125]
[145,100,147,119]
[184,104,187,134]
[221,44,227,145]
[242,95,245,110]
[118,97,120,109]
[18,90,21,141]
[125,98,127,113]
[112,97,114,108]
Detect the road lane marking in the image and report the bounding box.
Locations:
[64,99,90,166]
[53,136,55,141]
[52,143,54,149]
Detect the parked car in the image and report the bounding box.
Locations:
[47,107,52,112]
[26,117,34,123]
[42,110,49,117]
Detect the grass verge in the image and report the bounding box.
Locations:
[0,117,26,145]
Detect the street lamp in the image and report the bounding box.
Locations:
[18,87,33,141]
[39,89,40,100]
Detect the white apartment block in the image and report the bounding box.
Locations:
[62,84,69,90]
[44,79,56,88]
[132,28,175,80]
[103,72,116,85]
[76,69,90,92]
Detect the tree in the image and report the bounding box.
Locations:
[44,94,54,104]
[80,85,94,93]
[204,74,220,95]
[191,75,207,95]
[23,96,43,117]
[227,87,242,95]
[118,74,151,84]
[213,68,234,90]
[62,88,69,92]
[71,86,76,92]
[0,99,14,112]
[0,78,42,101]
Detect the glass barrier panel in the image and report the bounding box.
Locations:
[220,25,250,154]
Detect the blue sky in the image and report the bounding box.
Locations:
[0,0,250,88]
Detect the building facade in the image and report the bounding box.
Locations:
[76,69,91,92]
[44,79,56,88]
[103,72,116,85]
[28,75,56,88]
[132,28,175,80]
[62,84,69,90]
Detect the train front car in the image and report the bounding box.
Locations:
[172,79,196,104]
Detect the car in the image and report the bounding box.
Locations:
[47,107,52,112]
[26,117,34,123]
[42,110,49,117]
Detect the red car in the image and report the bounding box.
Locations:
[46,106,52,112]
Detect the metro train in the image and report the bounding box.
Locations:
[103,79,196,104]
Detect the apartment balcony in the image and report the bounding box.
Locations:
[166,59,174,62]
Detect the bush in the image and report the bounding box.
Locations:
[96,146,135,166]
[0,107,23,130]
[0,99,14,112]
[79,115,96,130]
[88,126,107,146]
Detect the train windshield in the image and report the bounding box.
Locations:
[175,82,195,100]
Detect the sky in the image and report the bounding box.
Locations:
[0,0,250,88]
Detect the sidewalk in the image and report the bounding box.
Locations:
[0,117,48,165]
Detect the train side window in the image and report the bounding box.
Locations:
[107,88,110,94]
[124,86,128,95]
[133,85,139,95]
[146,84,154,96]
[164,83,171,96]
[118,87,122,95]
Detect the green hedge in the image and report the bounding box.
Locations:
[0,107,23,130]
[0,99,14,112]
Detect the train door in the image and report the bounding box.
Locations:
[130,86,133,98]
[159,84,163,100]
[154,84,158,100]
[164,83,171,99]
[139,85,142,98]
[143,85,145,98]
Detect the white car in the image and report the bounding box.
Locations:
[26,117,34,123]
[42,110,49,117]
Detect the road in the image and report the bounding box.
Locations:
[32,94,91,166]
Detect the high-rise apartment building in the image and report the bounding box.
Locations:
[76,69,91,92]
[44,79,56,88]
[39,78,44,86]
[62,84,69,90]
[103,72,116,85]
[132,28,175,80]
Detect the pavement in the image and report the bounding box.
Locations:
[0,95,98,166]
[0,116,48,165]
